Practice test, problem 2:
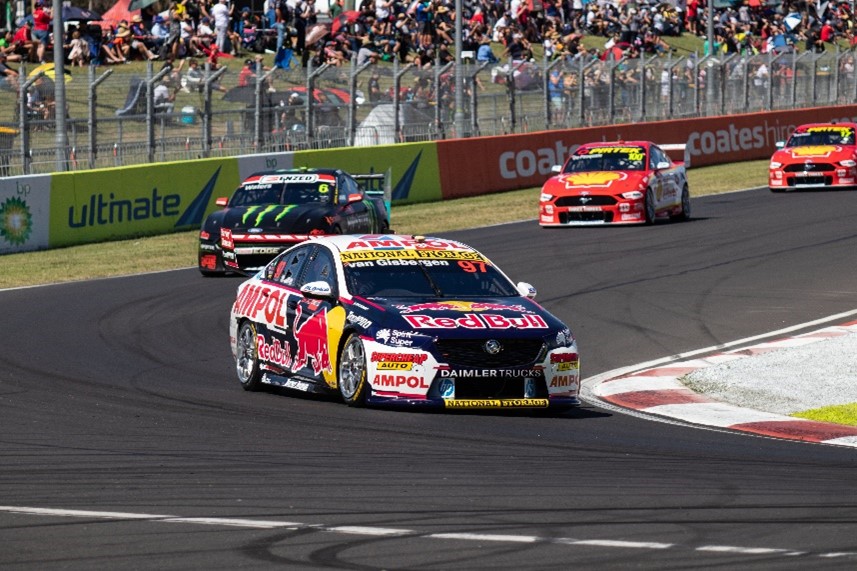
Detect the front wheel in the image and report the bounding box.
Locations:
[670,185,691,222]
[236,321,263,391]
[338,333,369,407]
[644,188,657,225]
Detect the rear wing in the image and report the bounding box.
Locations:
[353,168,392,224]
[660,144,690,169]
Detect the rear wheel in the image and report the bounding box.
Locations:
[644,188,656,225]
[338,333,369,407]
[236,321,263,391]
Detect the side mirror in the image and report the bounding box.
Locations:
[301,281,334,299]
[346,193,363,204]
[517,281,537,299]
[656,161,671,170]
[215,197,229,207]
[775,141,785,149]
[550,165,562,174]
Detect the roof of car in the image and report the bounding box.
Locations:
[247,167,342,178]
[312,234,480,256]
[578,141,652,149]
[795,122,857,130]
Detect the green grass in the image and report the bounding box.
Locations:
[1,158,769,289]
[793,404,857,427]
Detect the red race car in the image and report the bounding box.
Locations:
[768,122,857,192]
[539,141,690,226]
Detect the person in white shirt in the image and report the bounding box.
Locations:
[211,0,232,53]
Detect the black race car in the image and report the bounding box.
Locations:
[198,168,391,275]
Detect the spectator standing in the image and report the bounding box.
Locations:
[211,0,232,53]
[67,29,89,66]
[274,0,291,52]
[32,0,52,63]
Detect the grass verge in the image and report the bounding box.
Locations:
[793,404,857,427]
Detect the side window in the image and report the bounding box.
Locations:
[299,247,337,294]
[650,147,667,169]
[268,245,311,286]
[338,175,360,204]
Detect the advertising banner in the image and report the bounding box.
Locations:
[436,105,857,199]
[48,158,242,248]
[0,174,52,255]
[295,141,442,204]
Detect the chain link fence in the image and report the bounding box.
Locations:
[2,47,857,177]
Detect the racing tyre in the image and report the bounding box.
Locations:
[670,185,691,222]
[644,188,657,225]
[236,321,263,391]
[338,333,369,407]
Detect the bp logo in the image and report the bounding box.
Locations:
[0,196,33,246]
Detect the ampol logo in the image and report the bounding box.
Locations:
[562,171,627,189]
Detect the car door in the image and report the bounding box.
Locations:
[648,145,679,208]
[256,244,312,371]
[336,173,373,233]
[284,245,339,383]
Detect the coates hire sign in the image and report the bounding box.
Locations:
[435,105,857,199]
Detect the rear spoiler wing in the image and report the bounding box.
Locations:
[353,168,392,224]
[660,144,690,169]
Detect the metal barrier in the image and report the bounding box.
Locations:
[2,47,857,177]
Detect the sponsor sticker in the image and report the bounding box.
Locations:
[444,399,550,409]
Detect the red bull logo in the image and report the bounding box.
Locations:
[396,301,529,314]
[402,313,548,330]
[291,303,332,375]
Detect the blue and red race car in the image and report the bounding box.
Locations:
[229,235,581,410]
[539,141,690,226]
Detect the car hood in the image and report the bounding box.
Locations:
[365,296,567,339]
[772,145,857,163]
[543,171,648,195]
[221,204,331,233]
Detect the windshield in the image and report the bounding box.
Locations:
[563,146,646,173]
[342,257,519,298]
[787,127,855,147]
[229,174,335,207]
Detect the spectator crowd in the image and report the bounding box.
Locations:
[1,0,856,121]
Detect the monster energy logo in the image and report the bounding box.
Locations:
[241,205,298,226]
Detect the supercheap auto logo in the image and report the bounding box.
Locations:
[0,196,33,246]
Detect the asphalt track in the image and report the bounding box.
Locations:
[3,187,857,570]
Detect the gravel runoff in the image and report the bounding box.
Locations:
[682,333,857,415]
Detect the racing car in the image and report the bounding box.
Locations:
[229,235,580,410]
[769,122,857,192]
[198,168,391,275]
[539,141,690,226]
